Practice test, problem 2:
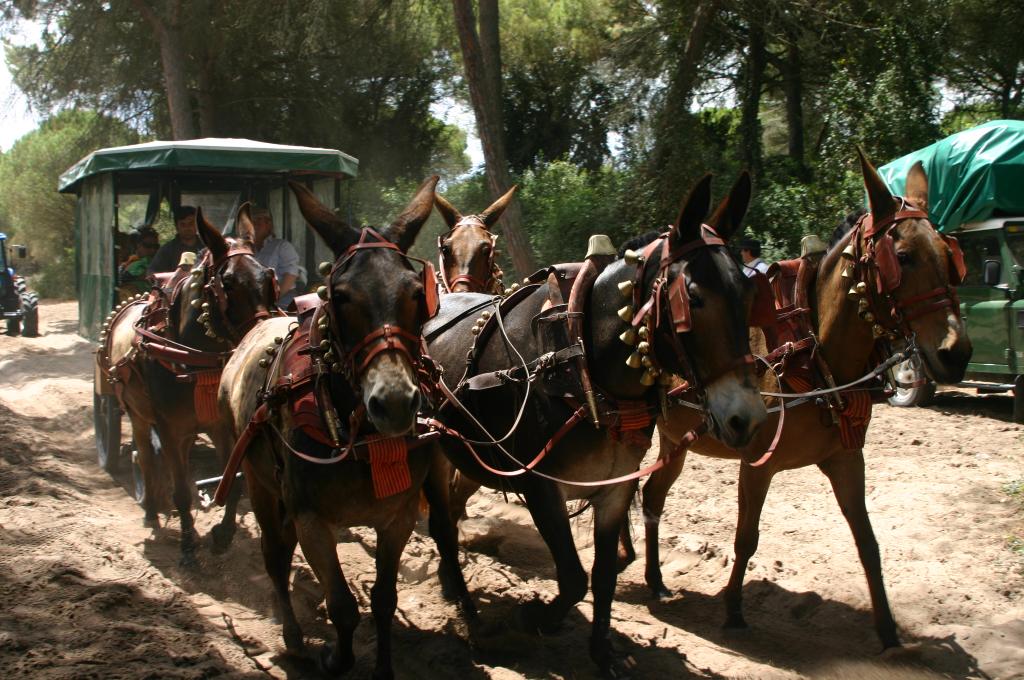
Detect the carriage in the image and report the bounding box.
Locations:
[59,138,358,479]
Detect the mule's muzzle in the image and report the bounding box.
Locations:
[366,382,421,436]
[921,337,972,385]
[706,375,767,449]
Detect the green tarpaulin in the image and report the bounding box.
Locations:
[877,120,1024,232]
[59,138,358,194]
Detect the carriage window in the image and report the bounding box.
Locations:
[957,233,1001,286]
[180,192,242,233]
[1005,230,1024,268]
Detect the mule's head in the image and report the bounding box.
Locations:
[291,177,438,436]
[856,151,972,383]
[433,187,513,293]
[189,205,277,345]
[639,173,767,448]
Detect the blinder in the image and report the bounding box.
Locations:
[943,233,966,285]
[747,271,776,328]
[195,241,273,341]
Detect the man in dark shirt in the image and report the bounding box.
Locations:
[148,206,200,274]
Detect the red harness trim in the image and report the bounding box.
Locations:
[193,370,221,424]
[366,434,412,498]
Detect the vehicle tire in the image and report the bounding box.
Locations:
[888,356,937,407]
[94,391,122,473]
[1013,376,1024,424]
[19,292,39,337]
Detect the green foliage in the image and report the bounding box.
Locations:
[0,109,139,298]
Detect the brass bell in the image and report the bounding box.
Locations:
[198,313,210,323]
[841,265,854,279]
[638,341,651,355]
[858,298,869,312]
[205,329,218,339]
[617,280,634,297]
[324,350,335,362]
[640,370,658,386]
[522,277,530,284]
[265,346,276,356]
[99,332,107,342]
[481,311,492,320]
[841,244,857,260]
[618,328,638,345]
[258,358,269,368]
[317,285,329,300]
[202,302,210,311]
[626,352,643,369]
[190,268,203,278]
[332,362,343,373]
[318,322,329,333]
[320,339,330,350]
[510,283,520,292]
[190,299,203,309]
[318,261,332,276]
[638,326,649,340]
[617,306,634,323]
[274,336,283,344]
[471,325,481,335]
[624,249,643,266]
[872,324,886,338]
[861,311,875,323]
[848,286,861,299]
[641,356,653,368]
[190,281,202,291]
[855,281,868,295]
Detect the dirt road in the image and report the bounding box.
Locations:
[1,301,1021,679]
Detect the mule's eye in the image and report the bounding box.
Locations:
[440,243,452,256]
[688,285,704,308]
[481,242,491,254]
[897,251,911,265]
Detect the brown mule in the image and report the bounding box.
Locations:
[433,186,515,294]
[97,205,276,566]
[217,177,467,679]
[620,152,973,650]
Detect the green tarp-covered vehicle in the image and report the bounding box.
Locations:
[61,138,358,342]
[878,120,1024,419]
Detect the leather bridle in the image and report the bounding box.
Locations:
[437,216,501,294]
[846,199,966,339]
[188,241,276,343]
[314,228,438,388]
[626,225,757,394]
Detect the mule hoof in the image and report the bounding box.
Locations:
[143,514,160,529]
[282,624,304,654]
[650,584,673,600]
[593,645,638,680]
[179,552,199,570]
[722,616,750,634]
[209,523,236,554]
[457,593,478,619]
[319,644,355,676]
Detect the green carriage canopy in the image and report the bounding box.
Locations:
[62,138,359,340]
[877,120,1024,232]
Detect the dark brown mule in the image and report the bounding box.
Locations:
[424,174,767,677]
[97,206,276,565]
[433,187,515,294]
[217,177,468,679]
[621,152,972,650]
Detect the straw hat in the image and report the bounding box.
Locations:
[800,234,827,258]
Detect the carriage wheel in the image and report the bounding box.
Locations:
[93,391,123,473]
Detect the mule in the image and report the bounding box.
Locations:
[620,152,972,650]
[216,177,470,679]
[433,187,514,294]
[97,205,277,565]
[424,173,768,676]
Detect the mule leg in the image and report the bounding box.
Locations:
[638,434,689,597]
[371,500,418,680]
[449,468,481,527]
[247,467,303,653]
[723,462,772,629]
[591,481,640,678]
[817,450,901,649]
[127,412,161,527]
[520,481,588,633]
[159,424,199,568]
[422,452,476,615]
[295,512,359,675]
[208,420,241,553]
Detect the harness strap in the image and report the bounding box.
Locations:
[134,325,232,368]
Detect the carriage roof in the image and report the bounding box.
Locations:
[878,119,1024,233]
[59,138,359,194]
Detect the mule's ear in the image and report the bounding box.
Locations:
[434,193,462,229]
[288,180,359,257]
[706,171,751,242]
[479,184,517,228]
[857,146,897,219]
[670,173,713,246]
[235,202,256,243]
[196,206,228,262]
[385,175,439,253]
[905,160,929,213]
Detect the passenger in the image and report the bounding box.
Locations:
[738,237,770,277]
[250,207,300,307]
[148,206,200,274]
[118,226,160,296]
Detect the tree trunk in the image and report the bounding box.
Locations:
[131,0,195,140]
[739,15,766,178]
[782,35,806,176]
[672,0,722,112]
[452,0,535,276]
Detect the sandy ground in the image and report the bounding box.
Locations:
[0,301,1022,679]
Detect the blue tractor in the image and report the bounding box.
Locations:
[0,232,39,337]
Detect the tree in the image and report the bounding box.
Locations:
[451,0,536,275]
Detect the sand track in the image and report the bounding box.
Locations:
[0,301,1021,679]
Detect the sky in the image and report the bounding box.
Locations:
[0,19,42,152]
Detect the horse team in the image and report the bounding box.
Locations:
[96,151,971,679]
